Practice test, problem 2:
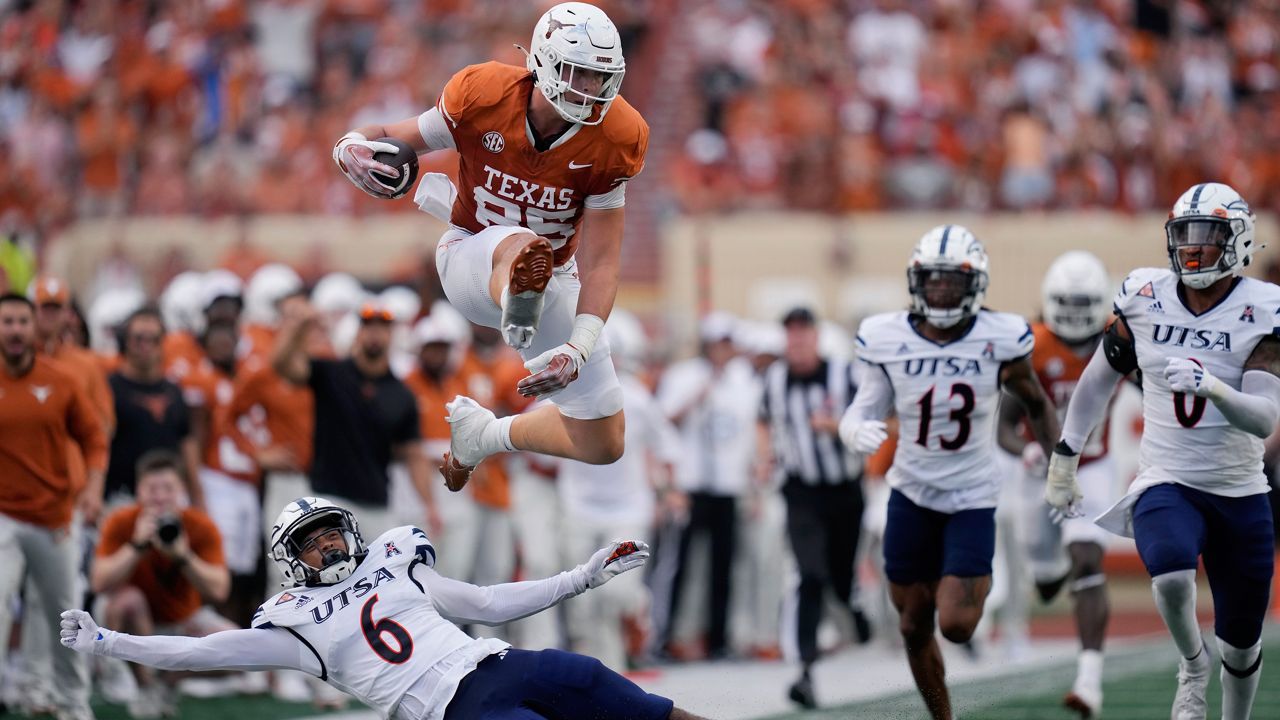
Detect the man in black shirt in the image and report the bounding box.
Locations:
[274,300,439,539]
[757,307,869,709]
[108,307,204,507]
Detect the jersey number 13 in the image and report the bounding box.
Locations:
[916,384,976,450]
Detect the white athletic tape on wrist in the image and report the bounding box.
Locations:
[568,314,605,361]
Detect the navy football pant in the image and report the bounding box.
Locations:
[443,648,674,720]
[1133,483,1274,648]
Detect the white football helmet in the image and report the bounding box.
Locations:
[200,269,244,312]
[159,271,205,334]
[378,285,421,325]
[312,272,366,317]
[1165,182,1259,290]
[907,224,990,329]
[604,308,644,373]
[1041,251,1111,343]
[269,497,366,588]
[525,2,625,125]
[245,264,303,327]
[88,286,147,356]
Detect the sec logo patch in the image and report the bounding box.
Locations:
[482,131,505,153]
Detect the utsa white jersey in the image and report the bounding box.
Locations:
[856,309,1034,512]
[1113,267,1280,498]
[252,526,507,719]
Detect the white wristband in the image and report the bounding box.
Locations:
[567,314,605,361]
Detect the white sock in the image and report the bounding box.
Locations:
[1076,649,1103,687]
[1151,569,1204,660]
[1217,637,1262,720]
[479,415,517,456]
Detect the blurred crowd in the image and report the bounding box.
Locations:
[0,0,650,240]
[7,0,1280,252]
[671,0,1280,214]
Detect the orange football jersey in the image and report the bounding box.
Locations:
[163,331,204,381]
[1030,323,1109,464]
[438,62,649,267]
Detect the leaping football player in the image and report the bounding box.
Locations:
[839,225,1060,720]
[332,2,646,491]
[62,497,709,720]
[1047,182,1279,720]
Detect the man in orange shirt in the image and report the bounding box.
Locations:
[93,450,232,718]
[0,293,108,720]
[29,275,115,523]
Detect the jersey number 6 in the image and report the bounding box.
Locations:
[361,595,414,664]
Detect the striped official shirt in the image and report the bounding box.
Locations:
[760,357,862,486]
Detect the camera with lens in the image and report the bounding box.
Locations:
[156,516,183,545]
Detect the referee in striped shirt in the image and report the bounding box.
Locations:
[757,307,869,709]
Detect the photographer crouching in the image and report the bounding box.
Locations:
[91,450,232,716]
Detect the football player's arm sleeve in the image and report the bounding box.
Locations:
[584,182,626,210]
[1208,334,1280,438]
[423,566,585,626]
[416,107,457,152]
[98,628,320,674]
[1059,345,1125,453]
[843,361,894,423]
[1206,371,1280,438]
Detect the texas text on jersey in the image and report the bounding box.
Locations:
[428,62,648,267]
[856,309,1034,512]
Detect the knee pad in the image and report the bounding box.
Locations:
[1217,637,1263,678]
[1151,569,1197,605]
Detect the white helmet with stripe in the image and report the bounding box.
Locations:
[907,224,990,329]
[269,497,366,588]
[1041,251,1111,343]
[1165,182,1258,290]
[525,2,626,126]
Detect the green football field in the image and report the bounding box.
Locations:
[3,632,1277,719]
[764,636,1280,720]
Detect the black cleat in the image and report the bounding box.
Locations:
[788,676,817,709]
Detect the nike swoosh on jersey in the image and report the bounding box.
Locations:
[568,161,592,169]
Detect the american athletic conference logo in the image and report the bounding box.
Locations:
[482,131,505,153]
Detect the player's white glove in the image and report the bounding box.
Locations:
[59,609,113,656]
[518,343,587,398]
[516,314,604,399]
[333,132,400,199]
[1045,441,1084,520]
[1021,441,1048,476]
[574,540,651,591]
[838,414,889,455]
[1164,357,1221,398]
